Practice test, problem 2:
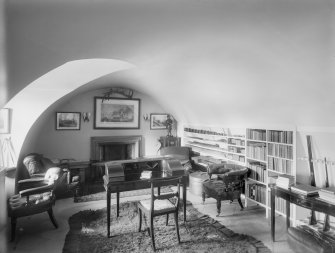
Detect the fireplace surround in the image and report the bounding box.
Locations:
[90,136,142,162]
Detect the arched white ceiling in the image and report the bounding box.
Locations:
[4,58,135,162]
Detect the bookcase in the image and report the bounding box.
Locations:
[182,125,296,219]
[245,128,296,218]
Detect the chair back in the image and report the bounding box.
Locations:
[150,177,182,213]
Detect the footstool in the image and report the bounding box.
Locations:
[202,179,244,217]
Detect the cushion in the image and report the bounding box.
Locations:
[208,163,230,175]
[44,167,62,185]
[140,198,176,214]
[23,155,45,176]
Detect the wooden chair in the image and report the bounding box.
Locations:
[137,177,182,251]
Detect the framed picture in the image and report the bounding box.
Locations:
[0,108,10,134]
[94,97,140,129]
[56,112,81,130]
[150,113,168,130]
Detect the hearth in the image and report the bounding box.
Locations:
[91,136,142,162]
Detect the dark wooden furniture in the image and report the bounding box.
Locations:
[202,179,244,216]
[7,176,63,241]
[202,163,248,216]
[102,156,187,238]
[159,136,181,148]
[138,177,182,251]
[270,185,335,242]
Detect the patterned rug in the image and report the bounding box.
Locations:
[63,201,271,253]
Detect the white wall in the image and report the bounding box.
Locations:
[21,88,169,161]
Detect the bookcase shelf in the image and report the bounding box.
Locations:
[183,125,296,219]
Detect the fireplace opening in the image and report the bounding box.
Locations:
[99,143,133,161]
[91,136,142,162]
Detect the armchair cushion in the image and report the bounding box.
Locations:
[207,163,248,179]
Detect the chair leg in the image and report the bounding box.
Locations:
[48,208,58,228]
[216,199,221,217]
[174,212,181,244]
[150,216,156,251]
[138,208,142,232]
[166,214,169,226]
[10,217,17,242]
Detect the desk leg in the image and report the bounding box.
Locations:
[183,182,187,222]
[286,199,290,230]
[271,188,275,242]
[107,190,111,238]
[117,191,120,217]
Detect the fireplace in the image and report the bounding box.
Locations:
[91,136,142,161]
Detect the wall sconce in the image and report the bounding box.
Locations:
[82,112,91,122]
[143,114,149,121]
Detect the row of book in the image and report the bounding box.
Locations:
[268,157,293,174]
[248,162,266,183]
[268,143,293,159]
[248,184,266,205]
[267,130,293,144]
[247,129,266,141]
[228,146,245,154]
[268,194,287,214]
[228,138,245,146]
[227,153,245,163]
[246,143,267,161]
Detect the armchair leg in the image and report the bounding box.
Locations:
[48,208,58,228]
[237,197,244,211]
[10,217,17,242]
[166,214,169,226]
[216,199,221,217]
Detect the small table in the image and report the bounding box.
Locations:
[270,185,335,242]
[202,179,244,216]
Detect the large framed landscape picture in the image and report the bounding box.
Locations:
[94,97,140,129]
[56,112,81,130]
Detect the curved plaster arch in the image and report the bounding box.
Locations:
[4,58,135,164]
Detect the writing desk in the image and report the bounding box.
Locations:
[102,156,187,238]
[270,185,335,242]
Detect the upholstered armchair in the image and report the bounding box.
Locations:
[8,174,63,241]
[16,153,79,197]
[202,163,249,216]
[160,146,194,173]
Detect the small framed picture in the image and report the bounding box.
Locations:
[94,97,140,129]
[56,112,81,130]
[150,113,168,130]
[0,108,10,134]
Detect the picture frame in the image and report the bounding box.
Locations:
[150,113,168,130]
[56,112,81,130]
[0,108,10,134]
[94,97,140,129]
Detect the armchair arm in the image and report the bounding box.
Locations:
[18,178,49,191]
[19,184,54,197]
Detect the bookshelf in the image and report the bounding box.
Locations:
[245,128,296,218]
[183,126,246,165]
